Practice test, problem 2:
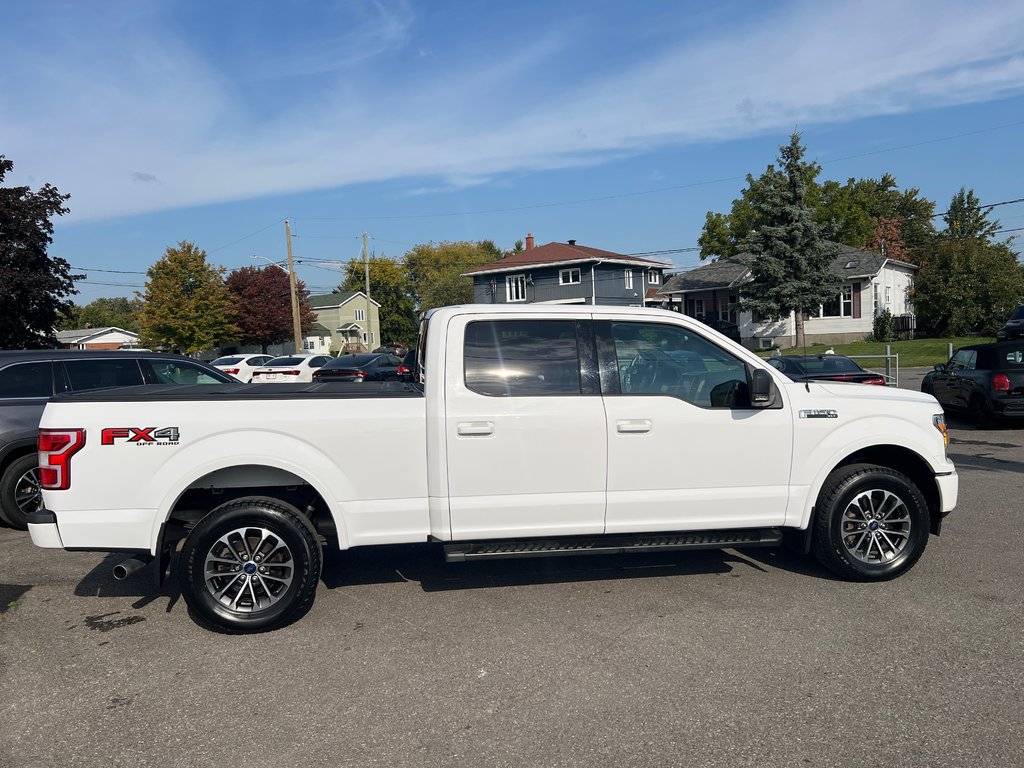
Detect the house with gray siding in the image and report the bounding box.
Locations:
[657,242,917,348]
[462,234,671,307]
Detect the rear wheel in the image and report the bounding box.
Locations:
[971,396,996,429]
[0,454,42,530]
[812,463,930,581]
[179,497,322,633]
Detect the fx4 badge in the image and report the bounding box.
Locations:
[101,427,181,446]
[799,409,838,419]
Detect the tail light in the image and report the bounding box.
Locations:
[38,429,86,490]
[355,370,367,379]
[282,370,301,376]
[863,376,887,386]
[397,365,409,376]
[222,368,240,375]
[993,373,1010,392]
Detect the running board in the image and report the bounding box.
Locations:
[443,528,783,563]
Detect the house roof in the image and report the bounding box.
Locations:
[461,241,672,277]
[307,322,331,335]
[660,242,915,295]
[55,326,139,343]
[336,322,362,331]
[308,291,381,309]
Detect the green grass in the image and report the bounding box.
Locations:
[756,337,994,367]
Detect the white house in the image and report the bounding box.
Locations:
[55,327,142,350]
[658,243,917,349]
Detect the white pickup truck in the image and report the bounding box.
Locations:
[30,305,957,632]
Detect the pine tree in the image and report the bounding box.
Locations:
[739,133,839,348]
[138,241,238,353]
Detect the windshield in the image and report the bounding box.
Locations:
[264,357,306,367]
[1010,305,1024,322]
[212,356,243,365]
[323,355,378,368]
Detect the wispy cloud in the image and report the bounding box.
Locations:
[3,0,1023,221]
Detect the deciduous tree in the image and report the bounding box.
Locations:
[738,133,839,348]
[0,155,79,348]
[943,187,1000,241]
[404,240,502,310]
[226,265,315,353]
[137,241,238,353]
[337,255,417,345]
[59,296,143,332]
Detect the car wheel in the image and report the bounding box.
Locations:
[971,396,995,429]
[0,454,43,530]
[179,497,322,633]
[812,463,930,581]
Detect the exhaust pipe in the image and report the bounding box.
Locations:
[112,556,152,581]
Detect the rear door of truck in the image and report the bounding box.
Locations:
[442,313,607,539]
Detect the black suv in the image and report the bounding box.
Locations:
[996,303,1024,341]
[0,350,234,529]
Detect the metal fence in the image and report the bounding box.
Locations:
[846,345,899,386]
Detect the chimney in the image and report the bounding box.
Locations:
[567,239,576,246]
[525,233,534,251]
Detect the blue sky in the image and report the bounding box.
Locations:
[3,0,1024,302]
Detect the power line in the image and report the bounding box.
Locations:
[71,266,148,275]
[208,218,286,253]
[76,280,146,288]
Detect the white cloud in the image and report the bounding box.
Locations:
[2,0,1024,221]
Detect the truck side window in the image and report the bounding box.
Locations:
[0,361,53,399]
[610,322,750,408]
[464,320,581,396]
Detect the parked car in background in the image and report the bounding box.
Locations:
[372,344,408,357]
[766,354,887,385]
[397,349,419,382]
[996,303,1024,341]
[211,354,274,382]
[250,354,331,384]
[0,350,234,529]
[312,353,402,383]
[921,341,1024,428]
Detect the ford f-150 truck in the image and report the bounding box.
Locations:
[29,305,958,632]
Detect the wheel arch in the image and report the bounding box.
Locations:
[816,444,943,536]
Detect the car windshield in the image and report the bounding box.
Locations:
[793,356,863,373]
[212,356,243,365]
[264,357,306,367]
[1010,305,1024,322]
[323,355,378,369]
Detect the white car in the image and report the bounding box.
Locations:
[250,354,332,383]
[210,354,274,383]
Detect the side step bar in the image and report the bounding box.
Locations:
[443,528,783,563]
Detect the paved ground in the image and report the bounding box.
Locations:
[2,375,1021,768]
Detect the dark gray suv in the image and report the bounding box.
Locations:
[996,303,1024,341]
[0,350,235,529]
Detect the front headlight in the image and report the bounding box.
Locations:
[933,413,949,452]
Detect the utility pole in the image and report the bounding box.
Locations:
[285,220,303,354]
[362,232,372,351]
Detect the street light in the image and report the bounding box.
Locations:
[251,253,303,354]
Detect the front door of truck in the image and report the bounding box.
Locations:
[596,318,793,532]
[443,315,607,539]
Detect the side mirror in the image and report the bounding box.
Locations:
[751,368,774,406]
[933,363,947,372]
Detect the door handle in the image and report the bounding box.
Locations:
[457,421,494,437]
[616,419,652,434]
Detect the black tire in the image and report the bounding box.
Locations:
[0,454,42,530]
[971,396,996,430]
[812,463,930,581]
[179,497,322,633]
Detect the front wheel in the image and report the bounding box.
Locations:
[179,497,322,633]
[812,463,930,581]
[971,396,996,429]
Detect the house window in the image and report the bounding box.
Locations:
[506,274,527,302]
[647,271,660,285]
[303,340,312,350]
[559,268,581,285]
[693,298,705,318]
[822,285,854,317]
[624,270,634,290]
[355,308,365,322]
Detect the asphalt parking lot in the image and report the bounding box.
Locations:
[2,370,1022,768]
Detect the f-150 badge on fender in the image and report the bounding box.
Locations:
[799,409,838,419]
[101,427,180,445]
